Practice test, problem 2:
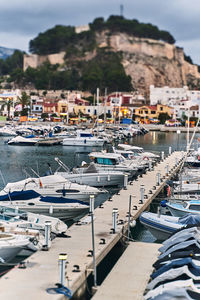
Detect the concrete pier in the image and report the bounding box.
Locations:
[0,151,185,299]
[92,242,161,300]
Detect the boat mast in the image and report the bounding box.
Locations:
[96,88,99,134]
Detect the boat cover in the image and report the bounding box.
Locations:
[145,288,197,300]
[179,215,200,225]
[159,232,200,253]
[151,258,200,279]
[158,240,200,260]
[144,279,199,300]
[162,227,199,246]
[147,265,200,290]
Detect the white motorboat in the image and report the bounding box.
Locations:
[166,200,200,217]
[174,182,200,195]
[139,212,200,241]
[0,197,89,222]
[0,174,104,203]
[54,158,125,187]
[62,130,105,147]
[0,126,17,137]
[7,135,38,146]
[0,233,30,263]
[0,204,67,235]
[117,144,160,159]
[88,151,139,178]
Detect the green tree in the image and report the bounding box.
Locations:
[158,113,170,124]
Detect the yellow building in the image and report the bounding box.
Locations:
[73,105,87,115]
[57,100,68,117]
[134,104,173,123]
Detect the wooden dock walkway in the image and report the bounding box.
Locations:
[0,151,185,299]
[92,242,161,300]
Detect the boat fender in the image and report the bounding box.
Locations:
[198,156,200,161]
[84,139,86,144]
[130,220,136,228]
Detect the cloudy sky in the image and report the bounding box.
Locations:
[1,0,200,64]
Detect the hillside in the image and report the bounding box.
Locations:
[2,16,200,95]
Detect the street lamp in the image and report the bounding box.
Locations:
[177,129,181,151]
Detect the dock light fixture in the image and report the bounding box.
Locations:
[89,195,94,214]
[59,253,67,286]
[44,221,51,250]
[169,146,172,155]
[140,185,145,203]
[112,208,118,233]
[148,160,152,171]
[89,195,97,287]
[156,172,161,186]
[175,157,178,165]
[161,151,164,161]
[165,164,169,175]
[127,195,132,241]
[124,174,128,190]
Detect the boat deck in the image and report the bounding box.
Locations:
[0,151,185,299]
[92,242,161,300]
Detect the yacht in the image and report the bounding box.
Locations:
[0,174,104,203]
[0,204,67,235]
[0,126,17,137]
[0,233,30,263]
[166,200,200,217]
[54,157,125,188]
[7,135,38,146]
[0,197,89,222]
[62,130,105,147]
[88,151,138,178]
[117,144,160,159]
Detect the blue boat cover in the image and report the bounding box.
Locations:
[179,214,200,225]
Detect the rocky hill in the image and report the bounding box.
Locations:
[97,31,200,96]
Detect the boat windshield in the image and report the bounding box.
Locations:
[80,133,93,138]
[188,204,200,211]
[95,157,117,165]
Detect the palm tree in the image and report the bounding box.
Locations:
[18,92,30,116]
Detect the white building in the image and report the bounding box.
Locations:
[150,85,200,106]
[150,85,200,119]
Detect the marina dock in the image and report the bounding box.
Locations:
[0,151,185,299]
[92,242,161,300]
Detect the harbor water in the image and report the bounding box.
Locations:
[0,131,196,298]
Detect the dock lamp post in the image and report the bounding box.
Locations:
[161,151,165,161]
[124,174,128,189]
[177,129,181,151]
[112,208,118,233]
[44,221,51,250]
[89,195,97,287]
[140,185,145,204]
[59,253,67,286]
[127,195,132,241]
[156,172,161,186]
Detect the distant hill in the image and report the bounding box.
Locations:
[0,46,16,60]
[1,15,200,96]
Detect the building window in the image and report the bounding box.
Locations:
[160,107,163,111]
[151,111,156,114]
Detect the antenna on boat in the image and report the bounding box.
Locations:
[30,167,40,178]
[55,157,70,173]
[22,168,31,178]
[0,170,12,203]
